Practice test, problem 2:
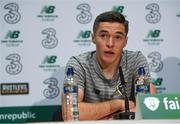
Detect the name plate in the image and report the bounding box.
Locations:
[136,93,180,119]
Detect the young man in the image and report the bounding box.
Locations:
[62,11,156,121]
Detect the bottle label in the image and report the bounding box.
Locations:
[64,84,78,93]
[136,84,149,94]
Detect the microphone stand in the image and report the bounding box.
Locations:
[114,66,135,119]
[117,84,135,119]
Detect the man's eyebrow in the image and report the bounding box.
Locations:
[98,30,125,36]
[116,31,125,36]
[99,30,108,33]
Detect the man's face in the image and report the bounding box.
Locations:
[92,22,128,66]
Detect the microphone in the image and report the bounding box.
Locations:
[114,66,135,119]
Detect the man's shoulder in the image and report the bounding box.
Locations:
[124,50,143,57]
[73,51,94,59]
[69,51,95,64]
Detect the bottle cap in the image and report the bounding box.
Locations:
[66,66,74,76]
[138,67,145,75]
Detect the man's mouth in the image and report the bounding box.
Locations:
[104,51,114,55]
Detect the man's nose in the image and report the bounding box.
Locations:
[106,37,114,47]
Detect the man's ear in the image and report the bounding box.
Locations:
[123,36,128,47]
[91,33,96,44]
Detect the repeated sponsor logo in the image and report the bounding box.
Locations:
[148,51,163,73]
[1,30,23,47]
[43,77,59,99]
[0,83,29,95]
[37,5,58,21]
[112,5,127,17]
[176,10,180,17]
[41,28,58,49]
[147,51,165,93]
[76,3,92,24]
[5,53,23,75]
[4,3,21,24]
[38,55,60,72]
[74,30,92,46]
[145,3,161,24]
[143,29,164,45]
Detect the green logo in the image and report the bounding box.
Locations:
[42,56,57,64]
[147,30,160,38]
[77,30,91,39]
[143,29,163,45]
[5,30,20,39]
[74,30,92,46]
[41,5,55,14]
[112,6,124,13]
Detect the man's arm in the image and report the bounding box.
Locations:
[150,83,156,94]
[78,88,135,120]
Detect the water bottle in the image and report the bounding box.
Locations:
[135,67,149,95]
[63,66,79,121]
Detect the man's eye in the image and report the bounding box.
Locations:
[115,36,123,40]
[100,34,107,38]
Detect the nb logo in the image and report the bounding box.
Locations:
[144,97,160,111]
[78,30,91,39]
[41,5,55,14]
[5,30,20,39]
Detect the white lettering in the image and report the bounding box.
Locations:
[175,97,180,109]
[163,97,180,110]
[163,97,168,110]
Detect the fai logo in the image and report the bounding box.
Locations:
[145,3,161,24]
[4,3,21,24]
[41,28,58,49]
[76,3,92,24]
[144,97,160,111]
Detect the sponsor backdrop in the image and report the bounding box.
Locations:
[0,0,180,122]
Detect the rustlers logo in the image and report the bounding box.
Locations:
[144,97,160,111]
[0,83,29,95]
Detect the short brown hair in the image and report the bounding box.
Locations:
[93,11,129,36]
